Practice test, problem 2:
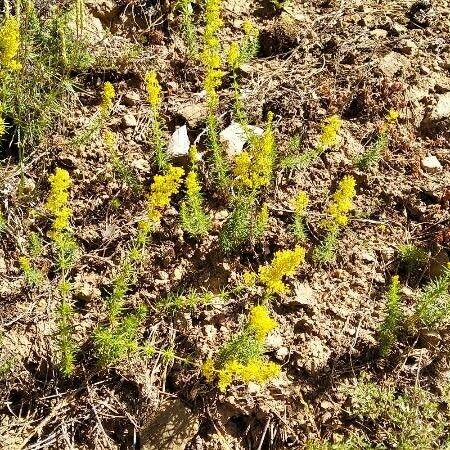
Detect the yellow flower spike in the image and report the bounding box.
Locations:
[323,175,357,231]
[249,305,278,341]
[227,41,240,69]
[201,358,215,382]
[386,108,399,123]
[185,171,201,196]
[145,70,162,110]
[188,145,199,165]
[319,115,341,148]
[0,16,22,70]
[236,359,281,384]
[242,270,257,287]
[100,82,115,117]
[293,191,309,215]
[259,246,306,294]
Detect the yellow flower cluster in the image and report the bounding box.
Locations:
[202,0,225,110]
[185,171,201,197]
[145,165,184,225]
[227,41,240,70]
[380,108,399,133]
[0,17,22,71]
[319,115,341,148]
[45,168,72,232]
[293,191,309,216]
[259,246,305,294]
[233,113,276,189]
[145,71,162,110]
[323,175,356,231]
[100,82,115,117]
[217,359,280,392]
[249,305,278,341]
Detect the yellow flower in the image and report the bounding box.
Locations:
[0,116,5,138]
[233,113,276,189]
[242,270,257,287]
[227,42,240,69]
[146,165,184,225]
[237,359,281,384]
[185,171,201,196]
[259,246,306,294]
[145,70,162,110]
[201,358,216,382]
[100,82,115,117]
[319,115,341,148]
[386,108,399,123]
[103,129,117,149]
[248,305,278,341]
[0,17,22,70]
[323,175,356,231]
[46,168,72,232]
[293,191,309,215]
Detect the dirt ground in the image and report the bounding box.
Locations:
[1,0,450,448]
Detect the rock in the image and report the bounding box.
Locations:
[398,39,418,55]
[421,155,442,173]
[219,122,264,158]
[370,28,388,38]
[177,103,207,129]
[123,91,140,107]
[131,158,150,172]
[275,346,289,360]
[361,251,376,263]
[429,249,449,278]
[121,113,137,128]
[22,177,36,194]
[391,22,407,36]
[421,92,450,133]
[168,125,190,159]
[420,65,431,75]
[291,282,316,307]
[378,52,410,78]
[266,333,283,350]
[140,399,200,450]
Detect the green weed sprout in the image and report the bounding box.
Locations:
[201,305,281,392]
[180,146,211,237]
[281,115,341,169]
[202,0,228,187]
[145,70,170,172]
[177,0,197,55]
[46,168,79,376]
[355,109,399,170]
[72,82,116,147]
[253,202,269,241]
[379,275,402,356]
[104,130,141,192]
[19,233,44,287]
[398,243,428,272]
[313,175,356,263]
[291,191,309,242]
[415,263,450,328]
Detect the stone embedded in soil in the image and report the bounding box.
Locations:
[85,0,119,21]
[168,125,190,158]
[140,399,200,450]
[421,92,450,133]
[123,91,140,107]
[421,155,442,173]
[121,113,137,128]
[398,38,418,55]
[177,103,207,129]
[298,336,331,375]
[370,28,388,39]
[219,122,264,158]
[378,51,410,78]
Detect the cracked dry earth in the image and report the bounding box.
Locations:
[1,0,450,449]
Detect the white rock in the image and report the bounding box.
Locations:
[370,28,388,38]
[168,125,190,158]
[122,113,137,128]
[219,122,264,158]
[421,155,442,173]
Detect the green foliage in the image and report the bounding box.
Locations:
[94,305,147,366]
[398,243,428,272]
[180,149,211,237]
[0,210,6,234]
[219,193,254,253]
[19,256,43,286]
[158,290,228,311]
[177,0,197,55]
[0,3,90,162]
[253,202,269,241]
[379,276,402,356]
[354,134,388,170]
[341,374,448,449]
[313,229,338,263]
[415,264,450,328]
